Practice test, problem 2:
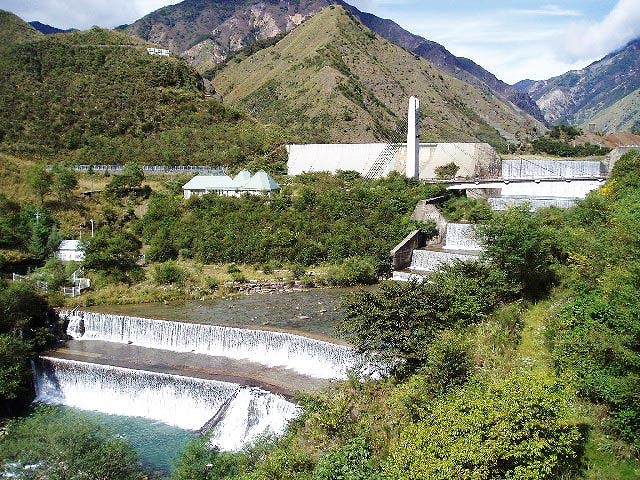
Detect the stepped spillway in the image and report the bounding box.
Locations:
[34,357,299,450]
[442,223,482,251]
[61,310,356,380]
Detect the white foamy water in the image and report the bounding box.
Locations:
[62,310,356,380]
[443,223,482,251]
[33,357,299,450]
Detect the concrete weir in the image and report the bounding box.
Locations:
[33,310,357,450]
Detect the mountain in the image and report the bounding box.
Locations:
[0,9,42,46]
[211,5,542,144]
[0,22,289,170]
[523,38,640,132]
[123,0,544,124]
[29,21,76,35]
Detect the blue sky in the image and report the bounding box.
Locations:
[5,1,640,83]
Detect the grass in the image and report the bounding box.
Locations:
[63,259,333,307]
[508,298,640,479]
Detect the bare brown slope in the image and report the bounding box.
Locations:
[212,6,542,144]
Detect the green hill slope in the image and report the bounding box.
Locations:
[0,9,42,46]
[212,6,542,145]
[583,87,640,133]
[0,24,289,169]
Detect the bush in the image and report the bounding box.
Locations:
[325,256,377,287]
[152,261,186,286]
[434,162,459,180]
[313,436,381,480]
[1,406,146,480]
[340,262,508,377]
[385,375,584,480]
[476,205,558,298]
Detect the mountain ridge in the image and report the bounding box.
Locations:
[123,0,545,124]
[522,37,640,132]
[211,5,542,144]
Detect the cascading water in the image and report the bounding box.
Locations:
[443,223,482,251]
[33,357,299,449]
[409,249,478,272]
[61,310,356,380]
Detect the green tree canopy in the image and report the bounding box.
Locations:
[83,227,142,282]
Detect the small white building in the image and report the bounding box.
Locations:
[146,47,170,56]
[182,170,281,199]
[56,240,85,262]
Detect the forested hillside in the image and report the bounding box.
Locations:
[0,13,289,169]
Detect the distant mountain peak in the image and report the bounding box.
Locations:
[124,0,545,124]
[28,21,76,35]
[211,4,542,144]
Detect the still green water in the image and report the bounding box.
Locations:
[55,405,193,476]
[88,287,361,340]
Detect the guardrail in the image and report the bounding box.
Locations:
[47,165,228,175]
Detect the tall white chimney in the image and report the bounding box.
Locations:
[406,96,420,178]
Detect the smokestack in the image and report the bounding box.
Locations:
[406,96,420,178]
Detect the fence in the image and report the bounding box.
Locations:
[47,165,228,175]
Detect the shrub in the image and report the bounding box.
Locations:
[385,375,584,480]
[325,256,377,287]
[152,261,186,286]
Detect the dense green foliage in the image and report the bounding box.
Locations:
[0,406,146,479]
[477,205,560,298]
[340,261,512,377]
[0,281,59,415]
[529,126,610,157]
[0,195,61,260]
[83,227,142,282]
[134,172,443,270]
[543,150,640,448]
[0,27,290,170]
[385,374,583,480]
[440,194,492,222]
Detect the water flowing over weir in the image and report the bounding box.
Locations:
[62,310,356,380]
[443,223,481,251]
[34,357,299,451]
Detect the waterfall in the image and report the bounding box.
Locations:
[443,223,482,251]
[61,311,356,380]
[33,357,299,449]
[409,249,478,272]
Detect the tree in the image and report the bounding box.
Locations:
[385,375,583,480]
[52,166,78,204]
[476,205,558,298]
[171,437,244,480]
[339,262,508,377]
[0,281,59,415]
[26,165,52,204]
[83,227,142,282]
[105,162,145,197]
[1,406,146,480]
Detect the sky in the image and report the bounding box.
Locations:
[4,0,640,84]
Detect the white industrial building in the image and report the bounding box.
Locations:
[286,97,499,180]
[182,170,281,199]
[56,240,85,262]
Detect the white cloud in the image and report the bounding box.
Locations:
[508,5,581,17]
[556,0,640,62]
[3,0,179,29]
